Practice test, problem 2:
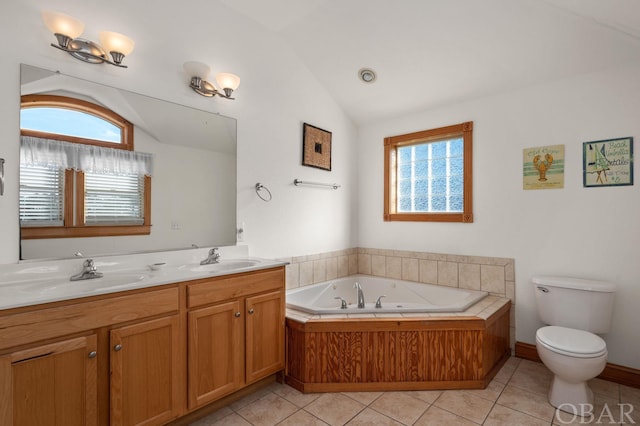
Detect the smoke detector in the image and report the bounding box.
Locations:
[358,68,377,83]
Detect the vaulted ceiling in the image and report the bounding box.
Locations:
[220,0,640,124]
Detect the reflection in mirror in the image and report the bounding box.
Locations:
[19,64,237,260]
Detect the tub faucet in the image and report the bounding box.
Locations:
[354,282,365,309]
[70,259,103,281]
[200,248,220,265]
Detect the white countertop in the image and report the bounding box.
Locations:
[0,245,287,310]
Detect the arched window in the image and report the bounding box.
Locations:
[20,95,152,239]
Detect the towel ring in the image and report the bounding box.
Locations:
[255,182,272,202]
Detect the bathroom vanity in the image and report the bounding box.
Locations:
[0,254,286,426]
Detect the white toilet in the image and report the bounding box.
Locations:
[532,276,616,414]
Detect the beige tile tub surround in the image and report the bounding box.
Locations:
[283,248,516,351]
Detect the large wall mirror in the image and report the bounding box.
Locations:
[19,64,237,260]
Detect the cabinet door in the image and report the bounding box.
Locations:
[187,300,242,409]
[110,315,180,426]
[245,290,285,384]
[0,334,98,426]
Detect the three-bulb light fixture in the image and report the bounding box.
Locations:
[42,10,135,68]
[183,61,241,100]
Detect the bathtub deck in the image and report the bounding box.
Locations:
[285,296,511,393]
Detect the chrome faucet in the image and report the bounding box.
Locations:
[354,282,365,309]
[200,248,220,265]
[70,259,103,281]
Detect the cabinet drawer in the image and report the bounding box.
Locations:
[0,287,178,351]
[187,268,284,308]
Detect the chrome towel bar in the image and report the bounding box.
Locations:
[293,179,340,190]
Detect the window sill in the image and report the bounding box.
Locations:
[384,213,473,223]
[21,225,151,239]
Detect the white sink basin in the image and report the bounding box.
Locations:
[20,273,148,296]
[189,259,260,273]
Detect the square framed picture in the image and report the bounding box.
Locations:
[523,144,565,190]
[583,137,633,187]
[302,123,332,171]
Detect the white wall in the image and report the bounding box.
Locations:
[357,64,640,369]
[0,1,357,263]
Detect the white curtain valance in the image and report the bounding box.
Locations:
[20,136,154,176]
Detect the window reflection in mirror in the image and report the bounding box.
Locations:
[19,64,237,260]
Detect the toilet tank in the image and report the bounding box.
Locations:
[532,276,616,333]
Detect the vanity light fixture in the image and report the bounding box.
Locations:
[42,10,135,68]
[184,61,240,100]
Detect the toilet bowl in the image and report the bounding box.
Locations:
[536,326,607,413]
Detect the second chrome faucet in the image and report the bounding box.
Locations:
[354,282,365,308]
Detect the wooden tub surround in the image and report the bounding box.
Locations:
[285,296,510,393]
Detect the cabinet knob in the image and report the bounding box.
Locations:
[248,308,255,314]
[114,344,122,352]
[88,351,97,359]
[235,312,241,317]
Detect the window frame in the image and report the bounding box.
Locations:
[384,121,473,223]
[20,95,151,239]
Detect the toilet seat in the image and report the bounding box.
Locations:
[536,326,607,358]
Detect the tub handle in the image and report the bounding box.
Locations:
[375,295,387,309]
[334,297,348,309]
[536,286,549,293]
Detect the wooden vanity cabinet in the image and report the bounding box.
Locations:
[110,315,181,426]
[0,334,98,426]
[186,268,285,410]
[0,266,286,425]
[0,287,180,426]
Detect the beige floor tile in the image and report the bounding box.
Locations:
[190,407,234,425]
[493,358,520,384]
[369,392,429,424]
[341,391,383,405]
[620,384,640,405]
[345,407,404,425]
[211,413,252,425]
[484,404,550,426]
[229,386,274,411]
[589,378,620,399]
[496,383,556,421]
[277,410,329,426]
[404,389,443,404]
[271,383,322,408]
[235,393,298,426]
[462,379,505,402]
[508,360,553,396]
[433,390,494,424]
[304,393,366,426]
[414,405,479,425]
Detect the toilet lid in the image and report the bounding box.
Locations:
[536,326,607,357]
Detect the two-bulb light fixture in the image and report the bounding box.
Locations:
[42,10,135,68]
[184,61,240,100]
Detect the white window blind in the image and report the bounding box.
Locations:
[84,172,145,225]
[19,136,153,228]
[19,165,64,226]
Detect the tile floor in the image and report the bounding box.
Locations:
[189,358,640,425]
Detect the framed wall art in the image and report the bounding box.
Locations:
[302,123,332,171]
[583,137,633,187]
[523,144,565,190]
